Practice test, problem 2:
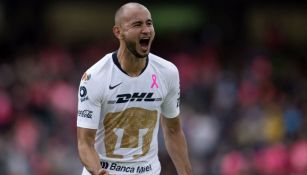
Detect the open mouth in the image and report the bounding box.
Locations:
[139,38,150,50]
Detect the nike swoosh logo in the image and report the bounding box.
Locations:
[109,82,122,90]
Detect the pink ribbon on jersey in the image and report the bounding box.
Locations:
[151,74,159,88]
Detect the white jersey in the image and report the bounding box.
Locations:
[77,52,180,175]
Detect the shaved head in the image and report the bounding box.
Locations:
[113,2,155,59]
[114,2,150,26]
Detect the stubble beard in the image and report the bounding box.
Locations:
[125,40,148,59]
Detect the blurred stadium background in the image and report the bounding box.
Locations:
[1,0,307,174]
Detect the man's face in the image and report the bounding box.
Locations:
[120,7,155,58]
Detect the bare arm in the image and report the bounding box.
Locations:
[161,116,192,175]
[77,127,108,175]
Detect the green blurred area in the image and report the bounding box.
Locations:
[151,5,204,32]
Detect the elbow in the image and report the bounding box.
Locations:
[77,139,95,154]
[168,126,181,135]
[165,126,183,137]
[78,139,94,147]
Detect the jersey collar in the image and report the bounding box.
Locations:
[112,51,149,76]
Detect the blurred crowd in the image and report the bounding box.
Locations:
[1,2,307,175]
[1,34,307,175]
[171,45,307,175]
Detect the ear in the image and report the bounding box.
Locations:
[113,25,122,40]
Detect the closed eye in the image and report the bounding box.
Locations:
[146,20,153,26]
[132,22,142,27]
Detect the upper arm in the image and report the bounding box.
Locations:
[77,127,97,146]
[77,72,103,129]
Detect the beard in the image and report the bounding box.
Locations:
[125,40,149,58]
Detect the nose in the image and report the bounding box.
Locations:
[141,25,151,34]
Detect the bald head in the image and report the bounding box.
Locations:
[112,2,155,58]
[114,2,150,26]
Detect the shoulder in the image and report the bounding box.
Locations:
[85,53,113,77]
[79,53,113,95]
[80,53,113,82]
[149,53,179,76]
[79,53,112,101]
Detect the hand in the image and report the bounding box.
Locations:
[96,168,109,175]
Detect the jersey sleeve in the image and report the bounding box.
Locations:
[161,66,180,118]
[77,72,102,129]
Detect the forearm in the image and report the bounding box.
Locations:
[78,141,102,175]
[164,129,192,175]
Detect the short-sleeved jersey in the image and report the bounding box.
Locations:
[77,52,180,175]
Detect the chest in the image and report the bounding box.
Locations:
[103,70,167,111]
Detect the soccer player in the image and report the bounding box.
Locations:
[77,2,192,175]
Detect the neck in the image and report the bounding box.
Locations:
[117,47,147,77]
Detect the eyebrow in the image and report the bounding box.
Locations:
[131,21,142,25]
[131,19,152,24]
